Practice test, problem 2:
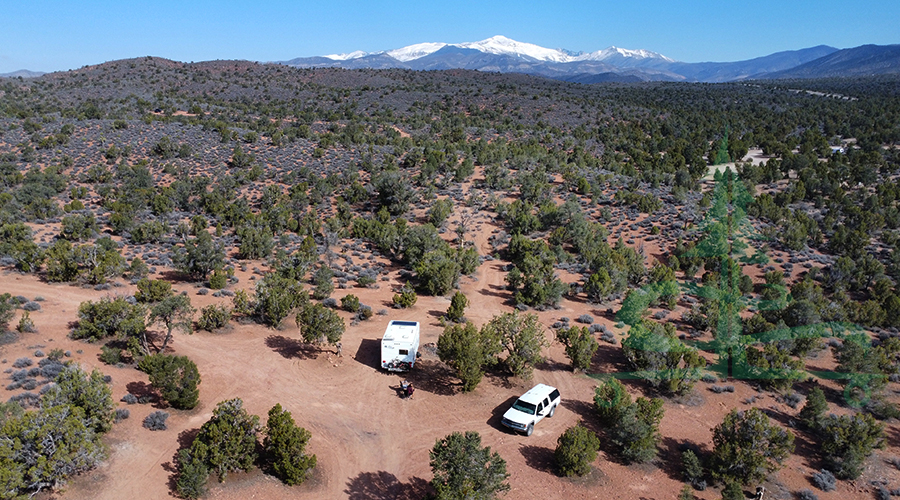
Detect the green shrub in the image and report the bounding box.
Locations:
[554,424,600,477]
[296,304,344,346]
[594,378,664,463]
[446,291,467,322]
[437,322,494,392]
[138,354,201,410]
[430,431,510,500]
[134,278,173,303]
[197,304,232,332]
[817,413,885,479]
[72,296,147,343]
[341,294,360,313]
[16,311,36,333]
[208,270,227,290]
[311,266,334,300]
[556,325,599,372]
[711,408,794,485]
[264,404,317,485]
[99,345,122,365]
[392,283,418,308]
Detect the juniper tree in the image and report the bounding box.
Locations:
[711,408,794,486]
[556,325,599,372]
[438,321,497,392]
[138,354,201,410]
[149,294,195,352]
[184,398,260,481]
[296,303,344,347]
[264,404,317,485]
[429,431,510,500]
[481,311,547,380]
[554,423,600,477]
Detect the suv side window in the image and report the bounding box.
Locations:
[537,402,544,414]
[549,389,560,401]
[543,398,550,408]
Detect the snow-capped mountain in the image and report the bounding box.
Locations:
[317,35,673,65]
[281,36,841,82]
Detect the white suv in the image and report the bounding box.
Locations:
[501,383,561,436]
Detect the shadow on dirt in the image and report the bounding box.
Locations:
[125,381,157,404]
[406,359,458,396]
[354,339,382,370]
[488,395,519,433]
[520,444,556,475]
[344,471,430,500]
[265,335,319,360]
[535,358,571,372]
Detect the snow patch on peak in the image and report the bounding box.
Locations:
[577,46,675,62]
[322,51,367,61]
[457,35,572,63]
[386,42,447,62]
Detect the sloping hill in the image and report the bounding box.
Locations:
[762,44,900,79]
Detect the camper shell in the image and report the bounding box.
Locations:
[381,320,420,371]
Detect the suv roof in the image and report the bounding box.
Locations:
[517,383,556,405]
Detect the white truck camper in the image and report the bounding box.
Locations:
[381,320,420,371]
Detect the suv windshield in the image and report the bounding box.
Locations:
[511,399,536,415]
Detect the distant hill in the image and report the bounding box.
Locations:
[0,69,44,78]
[668,45,839,82]
[761,44,900,79]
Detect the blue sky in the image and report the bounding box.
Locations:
[2,0,898,73]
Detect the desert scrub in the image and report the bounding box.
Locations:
[197,304,232,332]
[341,294,360,312]
[16,312,36,333]
[143,411,169,431]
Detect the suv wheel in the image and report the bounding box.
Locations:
[548,404,556,417]
[525,423,534,436]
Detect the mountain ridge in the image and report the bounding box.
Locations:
[281,36,900,82]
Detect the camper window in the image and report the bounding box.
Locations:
[399,349,409,355]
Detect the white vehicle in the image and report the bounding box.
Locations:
[381,320,420,371]
[501,383,561,436]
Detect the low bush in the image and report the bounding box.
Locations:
[554,423,600,477]
[197,304,231,332]
[811,469,836,491]
[208,270,227,290]
[341,294,360,312]
[797,490,818,500]
[12,357,32,368]
[143,410,169,431]
[114,408,130,422]
[99,346,122,365]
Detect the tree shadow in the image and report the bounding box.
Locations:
[344,471,430,500]
[487,395,519,432]
[535,358,572,372]
[125,381,158,404]
[478,283,514,305]
[519,444,556,475]
[657,436,697,482]
[407,359,457,396]
[157,269,193,284]
[265,335,319,360]
[354,338,383,370]
[561,398,602,435]
[483,367,515,390]
[590,342,630,375]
